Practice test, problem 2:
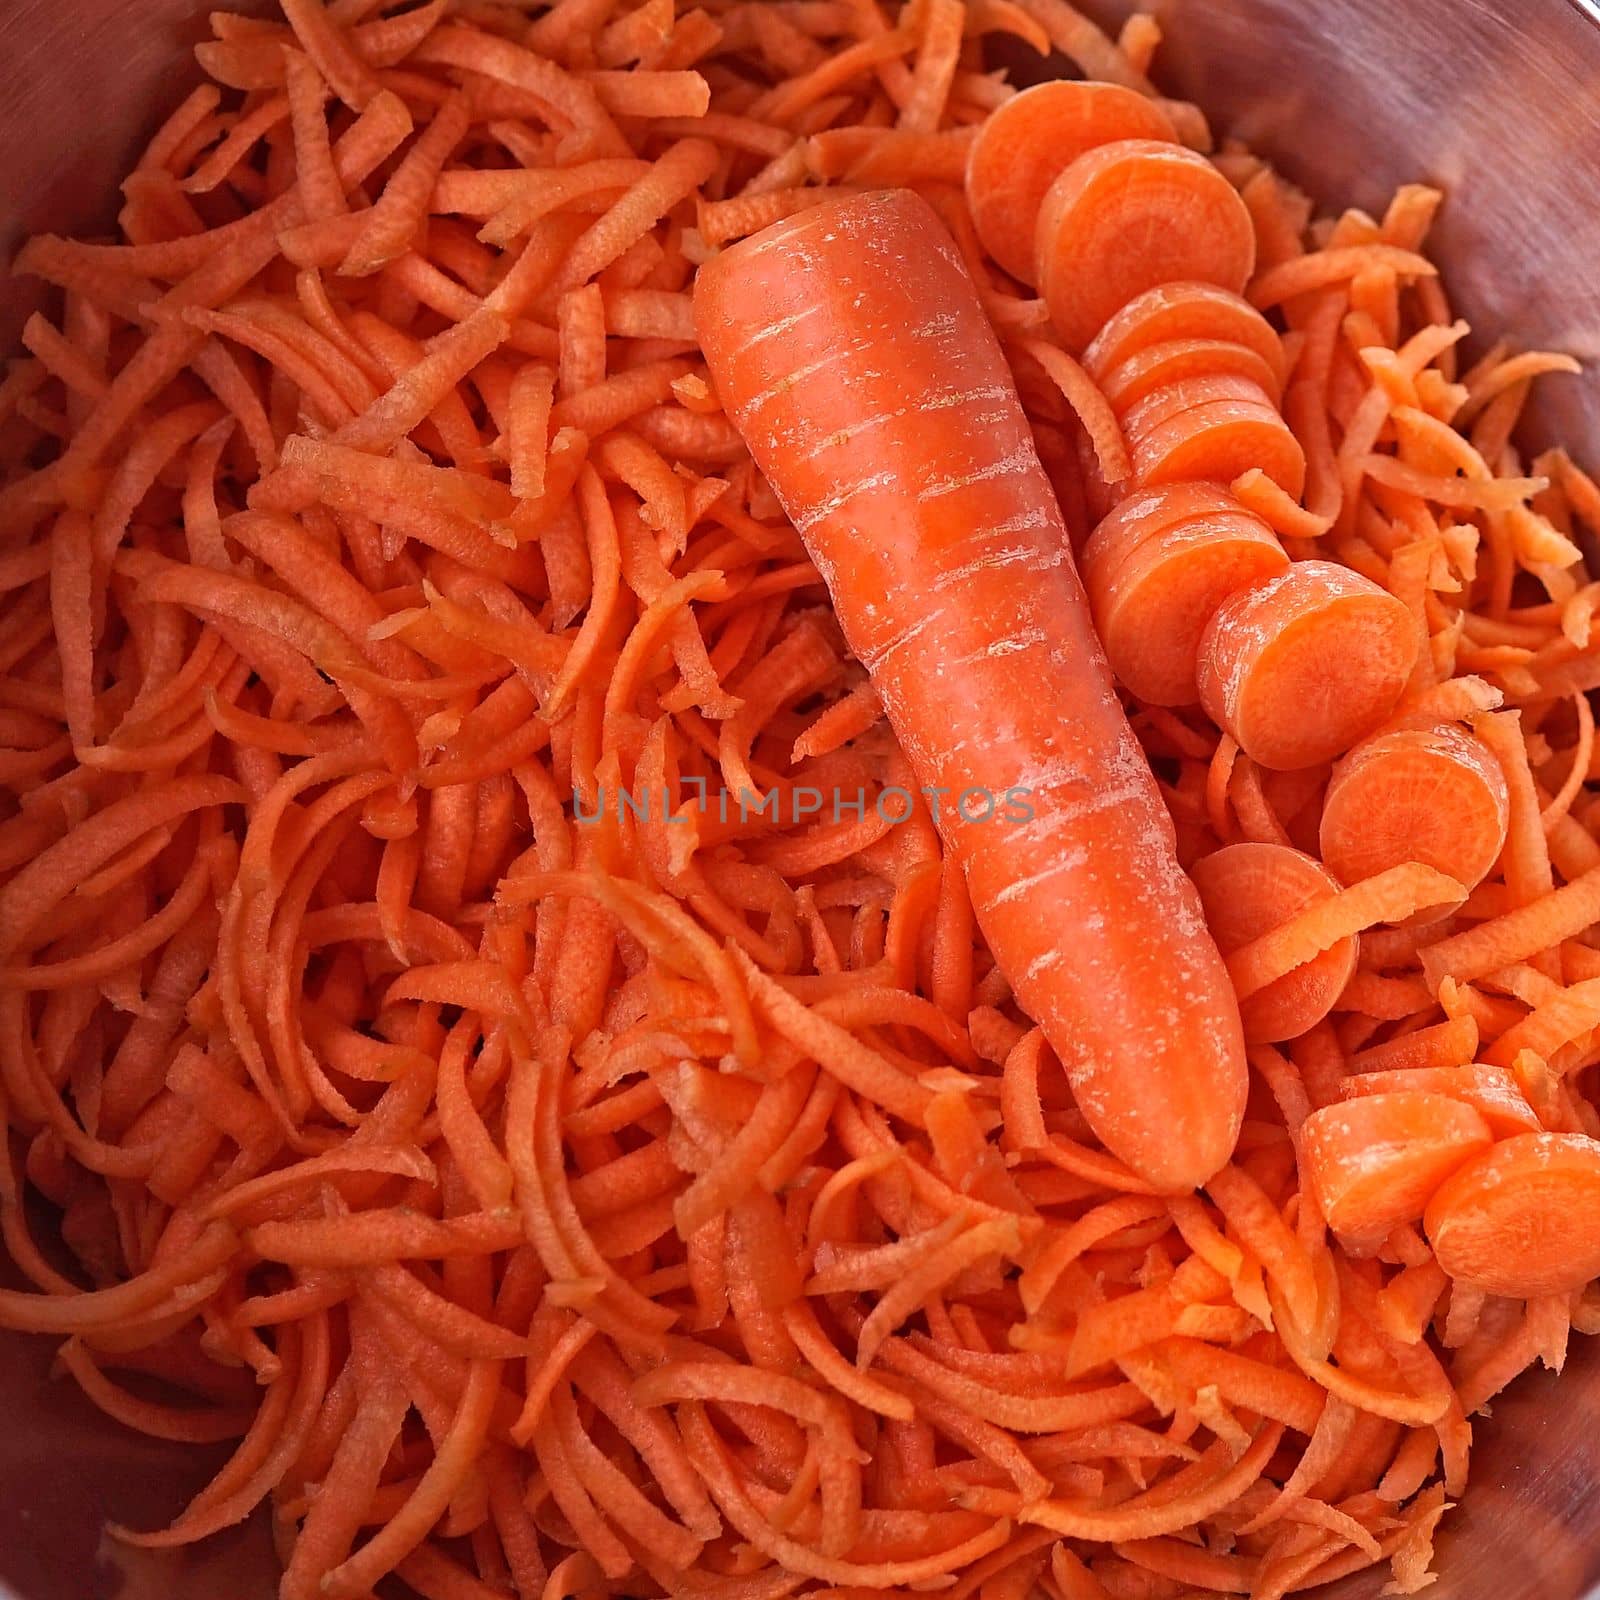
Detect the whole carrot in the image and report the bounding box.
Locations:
[695,189,1247,1192]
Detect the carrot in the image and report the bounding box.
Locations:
[1118,371,1279,440]
[1227,865,1462,1007]
[1197,560,1420,770]
[1083,504,1288,705]
[1300,1093,1494,1241]
[1190,843,1357,1042]
[283,51,347,223]
[282,0,381,109]
[1021,1424,1286,1541]
[341,94,471,276]
[964,81,1176,284]
[1319,724,1509,898]
[1130,394,1307,496]
[1084,280,1285,384]
[1083,479,1251,568]
[1340,1065,1541,1139]
[1036,142,1256,350]
[1421,862,1600,991]
[696,188,1246,1192]
[1021,338,1132,489]
[1100,337,1285,413]
[1425,1132,1600,1298]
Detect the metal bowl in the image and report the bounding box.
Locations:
[3,2,1599,1596]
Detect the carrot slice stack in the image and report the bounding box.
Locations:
[1084,281,1288,383]
[1036,141,1256,350]
[965,81,1177,283]
[1083,496,1289,705]
[1100,336,1286,412]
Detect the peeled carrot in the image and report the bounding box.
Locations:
[1301,1093,1494,1241]
[1425,1132,1600,1297]
[1083,508,1288,705]
[696,188,1247,1192]
[1036,142,1256,351]
[1083,280,1286,384]
[1197,561,1420,769]
[964,80,1176,284]
[1190,843,1356,1042]
[1319,725,1509,896]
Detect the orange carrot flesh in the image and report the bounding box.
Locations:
[1319,725,1510,897]
[1301,1093,1494,1241]
[965,80,1176,284]
[1197,561,1420,770]
[1082,480,1252,573]
[1119,372,1281,440]
[1340,1066,1541,1139]
[1036,144,1256,350]
[1190,843,1357,1042]
[1083,280,1286,384]
[1130,396,1307,496]
[1085,513,1289,705]
[696,189,1246,1193]
[1099,336,1285,413]
[1425,1133,1600,1297]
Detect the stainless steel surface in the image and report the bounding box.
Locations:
[0,1326,279,1599]
[4,1,1600,1597]
[1,3,215,349]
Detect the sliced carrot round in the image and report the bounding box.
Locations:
[1319,725,1509,897]
[1197,561,1419,770]
[1340,1066,1542,1139]
[1084,499,1278,609]
[1426,1132,1600,1297]
[1190,842,1356,1042]
[1082,481,1249,573]
[1083,281,1285,383]
[1086,515,1289,706]
[965,81,1176,285]
[1100,337,1285,414]
[1120,373,1280,442]
[1301,1093,1494,1242]
[1130,398,1306,498]
[1036,141,1257,351]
